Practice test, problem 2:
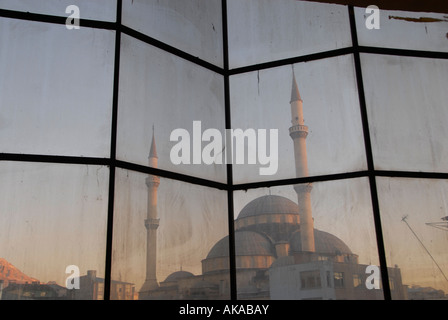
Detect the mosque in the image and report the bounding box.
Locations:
[138,73,406,300]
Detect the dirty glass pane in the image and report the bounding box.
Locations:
[361,54,448,172]
[0,17,114,157]
[122,0,223,67]
[377,177,448,300]
[233,177,387,300]
[227,0,352,69]
[111,168,230,300]
[230,54,366,184]
[0,162,109,300]
[355,7,448,53]
[0,0,117,22]
[117,34,226,183]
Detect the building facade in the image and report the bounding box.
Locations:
[139,75,406,300]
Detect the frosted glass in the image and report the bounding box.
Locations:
[228,0,352,69]
[122,0,223,67]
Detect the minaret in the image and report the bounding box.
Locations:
[289,70,316,253]
[140,127,160,296]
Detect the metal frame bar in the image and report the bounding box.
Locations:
[1,0,448,301]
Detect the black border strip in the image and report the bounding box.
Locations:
[222,0,238,300]
[233,171,369,191]
[229,47,354,75]
[121,25,224,75]
[375,170,448,180]
[115,160,228,190]
[103,0,122,301]
[359,46,448,60]
[0,153,228,190]
[2,152,446,189]
[3,152,447,189]
[0,153,111,166]
[348,5,391,300]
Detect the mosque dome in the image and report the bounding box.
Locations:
[202,231,277,274]
[164,270,194,283]
[289,229,352,255]
[206,231,276,259]
[234,195,301,242]
[203,195,356,274]
[237,195,299,219]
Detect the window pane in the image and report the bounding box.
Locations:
[227,0,352,69]
[362,54,448,172]
[122,0,223,67]
[233,178,386,300]
[0,18,114,157]
[0,162,109,300]
[355,7,448,53]
[111,168,230,300]
[230,55,366,184]
[117,34,226,183]
[0,0,117,22]
[377,177,448,300]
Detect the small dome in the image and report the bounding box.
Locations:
[290,229,352,255]
[206,231,276,259]
[237,195,299,219]
[164,270,194,282]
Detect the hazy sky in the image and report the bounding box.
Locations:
[1,0,448,297]
[0,162,109,286]
[0,17,114,157]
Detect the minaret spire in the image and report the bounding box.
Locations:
[291,68,302,103]
[149,125,158,159]
[139,126,160,298]
[288,69,316,254]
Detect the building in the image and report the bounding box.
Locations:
[0,281,65,300]
[139,73,406,300]
[406,285,447,300]
[73,270,135,300]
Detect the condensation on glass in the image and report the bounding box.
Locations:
[117,34,226,183]
[361,54,448,173]
[227,0,352,69]
[230,54,366,184]
[122,0,223,67]
[0,0,117,22]
[0,162,109,300]
[355,6,448,53]
[376,177,448,300]
[232,177,386,300]
[0,17,115,157]
[111,168,230,300]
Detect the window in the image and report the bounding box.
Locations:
[111,169,230,300]
[334,272,345,288]
[1,0,447,302]
[0,18,114,157]
[353,274,362,288]
[301,271,322,289]
[389,278,395,291]
[326,271,332,288]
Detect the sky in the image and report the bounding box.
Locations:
[1,0,448,297]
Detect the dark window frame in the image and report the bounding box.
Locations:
[1,0,447,300]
